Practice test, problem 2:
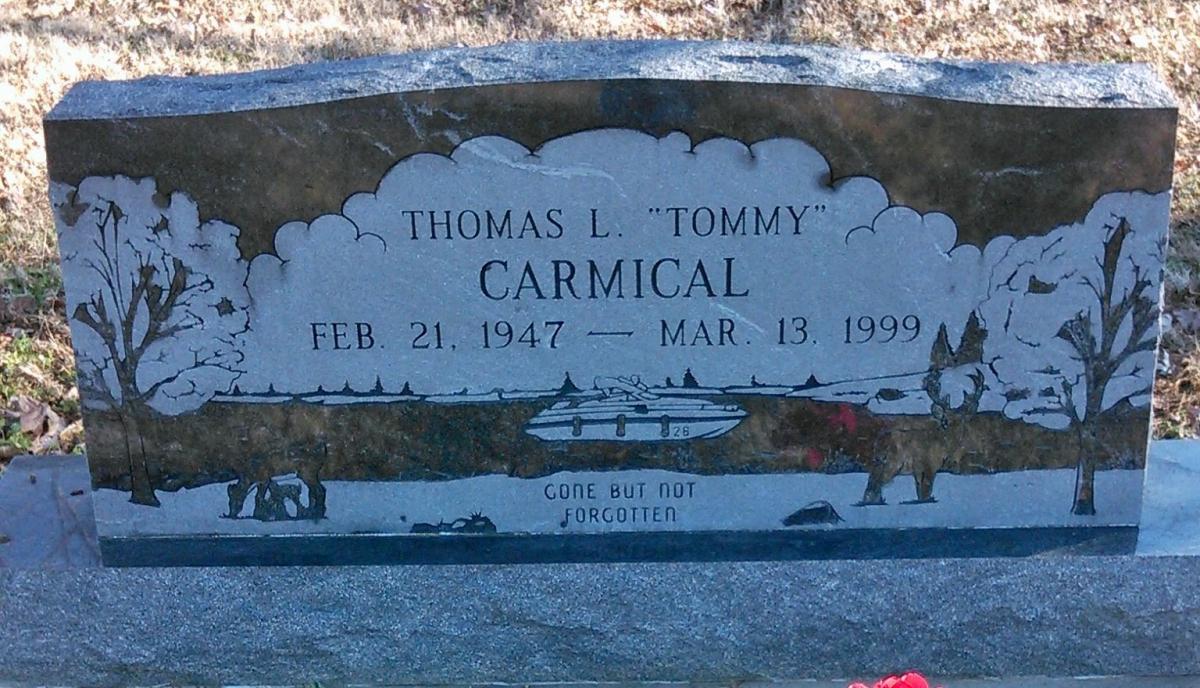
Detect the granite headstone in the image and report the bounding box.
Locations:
[44,41,1176,565]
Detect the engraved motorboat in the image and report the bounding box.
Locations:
[524,376,747,442]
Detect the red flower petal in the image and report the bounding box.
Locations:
[900,672,931,688]
[805,447,825,469]
[829,403,859,433]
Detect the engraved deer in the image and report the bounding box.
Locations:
[224,405,330,521]
[859,367,988,505]
[859,318,989,505]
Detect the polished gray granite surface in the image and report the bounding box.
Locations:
[0,453,98,568]
[1135,439,1200,554]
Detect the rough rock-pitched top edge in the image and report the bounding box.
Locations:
[46,39,1176,121]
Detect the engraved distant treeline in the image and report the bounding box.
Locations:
[211,369,948,413]
[220,377,421,403]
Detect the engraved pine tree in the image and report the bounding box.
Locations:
[53,176,250,506]
[979,194,1165,515]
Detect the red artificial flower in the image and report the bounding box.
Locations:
[848,672,939,688]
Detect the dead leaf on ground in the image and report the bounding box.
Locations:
[9,395,53,434]
[4,395,66,453]
[58,419,84,451]
[17,361,49,387]
[0,294,37,319]
[1172,308,1200,333]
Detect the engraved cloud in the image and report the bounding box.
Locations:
[236,128,988,401]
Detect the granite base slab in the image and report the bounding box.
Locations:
[3,556,1200,686]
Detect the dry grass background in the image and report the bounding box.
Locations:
[1,0,1199,457]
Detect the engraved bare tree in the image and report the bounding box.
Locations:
[979,194,1166,515]
[53,176,250,506]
